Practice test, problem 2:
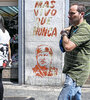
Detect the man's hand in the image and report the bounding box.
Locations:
[60,26,77,51]
[9,59,12,63]
[60,30,68,37]
[60,26,71,36]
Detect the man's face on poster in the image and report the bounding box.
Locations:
[37,52,52,67]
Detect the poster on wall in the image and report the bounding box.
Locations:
[25,0,65,85]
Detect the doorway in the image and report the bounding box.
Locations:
[85,6,90,24]
[0,1,18,83]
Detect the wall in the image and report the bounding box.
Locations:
[0,0,18,6]
[70,0,90,6]
[24,0,66,86]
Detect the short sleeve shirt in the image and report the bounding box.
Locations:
[63,20,90,86]
[0,29,10,66]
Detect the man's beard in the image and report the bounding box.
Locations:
[70,18,80,25]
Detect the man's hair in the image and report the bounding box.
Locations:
[36,45,53,56]
[71,4,86,13]
[0,15,5,33]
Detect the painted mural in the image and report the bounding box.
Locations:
[25,0,64,85]
[33,0,57,37]
[31,0,59,77]
[32,45,58,77]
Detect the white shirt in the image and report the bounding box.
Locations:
[0,29,10,66]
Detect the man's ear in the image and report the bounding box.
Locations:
[80,12,85,17]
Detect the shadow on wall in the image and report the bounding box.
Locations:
[4,97,35,100]
[26,97,35,100]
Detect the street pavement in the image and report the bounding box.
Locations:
[3,82,90,100]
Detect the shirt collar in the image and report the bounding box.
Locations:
[77,20,86,27]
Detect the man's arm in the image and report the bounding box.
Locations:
[62,36,77,51]
[60,26,77,51]
[8,41,12,62]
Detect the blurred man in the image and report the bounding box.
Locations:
[0,15,12,100]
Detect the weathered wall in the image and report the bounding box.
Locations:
[25,0,66,86]
[71,0,90,2]
[70,0,90,6]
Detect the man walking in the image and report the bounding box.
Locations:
[58,4,90,100]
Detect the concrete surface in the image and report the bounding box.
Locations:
[3,82,90,100]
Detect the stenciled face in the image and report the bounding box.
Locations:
[68,5,81,25]
[37,52,52,67]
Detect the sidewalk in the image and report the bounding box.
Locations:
[3,82,90,100]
